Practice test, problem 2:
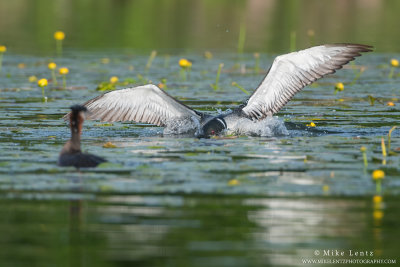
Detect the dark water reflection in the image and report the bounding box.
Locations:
[1,195,398,267]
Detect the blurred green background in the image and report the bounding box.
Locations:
[1,0,399,54]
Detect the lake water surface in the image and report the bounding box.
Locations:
[0,49,399,266]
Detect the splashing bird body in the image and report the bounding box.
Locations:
[64,44,372,137]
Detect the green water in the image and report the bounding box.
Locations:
[1,49,399,267]
[2,0,400,54]
[1,0,400,266]
[1,196,399,267]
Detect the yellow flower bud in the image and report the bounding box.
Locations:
[335,82,344,91]
[29,76,37,82]
[373,210,384,220]
[360,146,367,152]
[109,76,119,84]
[387,101,395,106]
[372,170,384,180]
[59,67,69,75]
[228,179,239,186]
[48,62,57,70]
[101,58,110,64]
[54,31,65,41]
[204,51,213,59]
[373,195,383,204]
[0,45,6,53]
[179,58,192,68]
[103,141,117,148]
[390,59,399,67]
[37,78,48,87]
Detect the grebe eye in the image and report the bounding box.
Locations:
[211,130,215,135]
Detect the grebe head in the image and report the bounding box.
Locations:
[69,105,88,134]
[197,117,227,138]
[70,104,88,113]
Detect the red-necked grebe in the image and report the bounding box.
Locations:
[59,105,106,168]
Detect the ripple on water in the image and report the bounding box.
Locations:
[0,52,399,198]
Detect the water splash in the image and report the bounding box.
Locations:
[163,116,201,135]
[227,116,289,137]
[164,115,288,137]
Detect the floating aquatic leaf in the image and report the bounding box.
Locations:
[97,162,123,168]
[228,179,240,186]
[103,142,117,148]
[94,123,114,127]
[97,81,116,91]
[368,95,376,105]
[99,184,114,192]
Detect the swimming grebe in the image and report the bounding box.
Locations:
[64,44,372,137]
[58,105,107,168]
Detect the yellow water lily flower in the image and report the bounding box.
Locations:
[109,76,119,84]
[373,210,383,220]
[37,78,49,101]
[54,31,65,41]
[372,170,384,180]
[390,59,399,67]
[59,67,69,75]
[179,58,192,68]
[306,122,316,127]
[59,67,69,88]
[373,195,383,204]
[335,82,344,91]
[48,62,57,69]
[37,78,48,87]
[0,46,5,72]
[48,63,58,85]
[387,101,395,106]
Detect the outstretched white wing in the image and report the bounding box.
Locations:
[242,44,372,120]
[65,84,201,126]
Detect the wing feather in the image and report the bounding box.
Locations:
[63,84,201,126]
[242,44,372,120]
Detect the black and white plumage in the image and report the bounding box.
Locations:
[59,105,107,168]
[241,44,372,120]
[81,84,202,126]
[64,44,372,137]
